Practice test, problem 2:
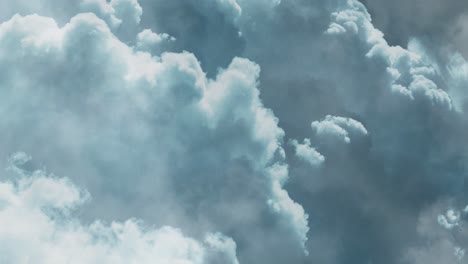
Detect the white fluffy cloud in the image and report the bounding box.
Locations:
[311,115,368,145]
[0,9,308,263]
[136,28,175,51]
[290,139,325,167]
[438,209,462,230]
[0,153,239,264]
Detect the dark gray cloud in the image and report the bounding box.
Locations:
[360,0,468,59]
[216,0,466,258]
[232,0,468,263]
[137,0,245,76]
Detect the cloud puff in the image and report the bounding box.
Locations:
[438,209,461,230]
[290,139,325,167]
[311,115,368,145]
[136,28,175,52]
[0,153,239,264]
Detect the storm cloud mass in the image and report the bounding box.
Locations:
[0,0,468,263]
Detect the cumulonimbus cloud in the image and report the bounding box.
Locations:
[1,0,468,263]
